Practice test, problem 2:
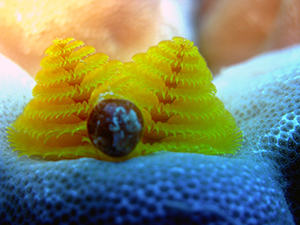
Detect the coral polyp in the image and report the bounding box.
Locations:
[7,37,243,161]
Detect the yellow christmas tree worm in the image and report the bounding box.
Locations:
[7,37,243,161]
[91,37,243,156]
[7,38,141,161]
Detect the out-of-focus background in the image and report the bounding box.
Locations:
[0,0,299,77]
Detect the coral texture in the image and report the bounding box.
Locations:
[0,44,298,224]
[8,37,243,161]
[214,44,300,224]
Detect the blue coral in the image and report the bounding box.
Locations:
[1,43,300,224]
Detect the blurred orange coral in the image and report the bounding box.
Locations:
[0,0,181,77]
[198,0,300,73]
[2,0,299,77]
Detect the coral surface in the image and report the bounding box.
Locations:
[1,42,299,224]
[214,44,300,224]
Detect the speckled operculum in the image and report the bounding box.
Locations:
[87,99,144,157]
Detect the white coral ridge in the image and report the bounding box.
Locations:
[1,43,299,225]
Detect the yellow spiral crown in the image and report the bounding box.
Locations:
[94,37,243,155]
[7,38,123,160]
